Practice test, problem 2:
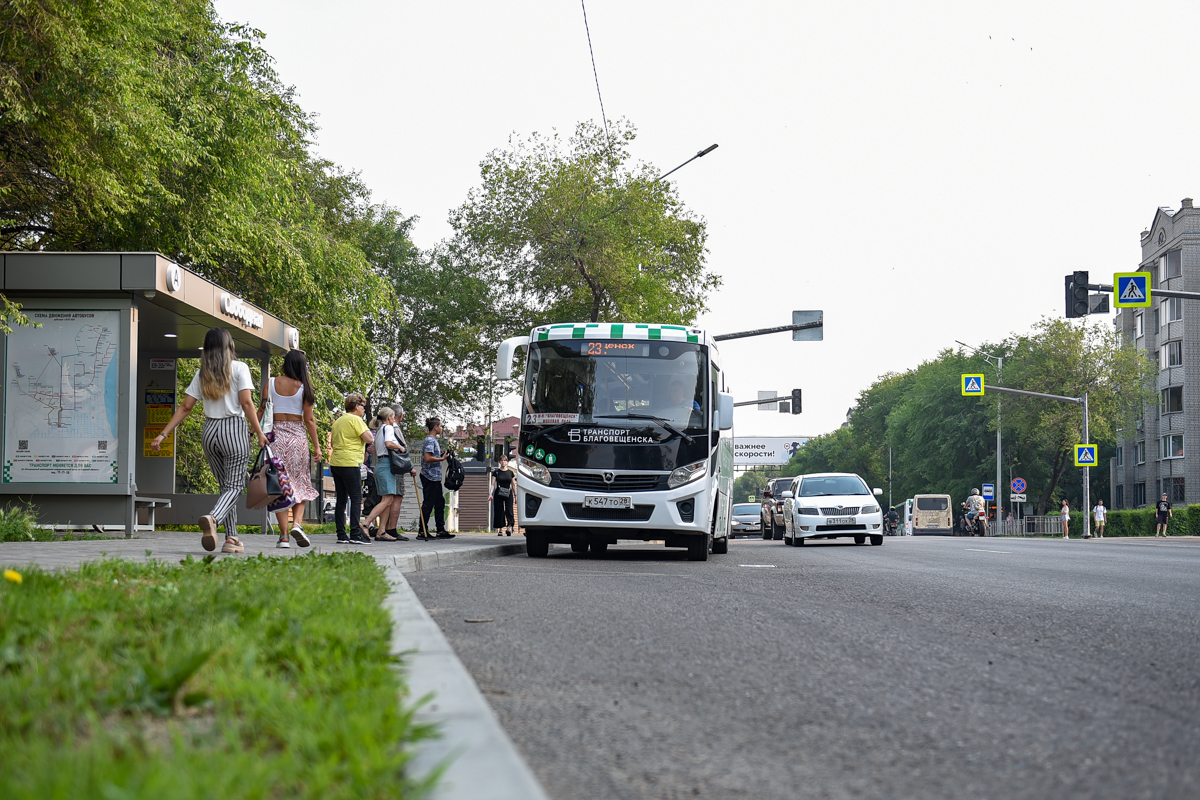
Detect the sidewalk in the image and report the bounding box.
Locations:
[0,529,548,800]
[0,529,520,571]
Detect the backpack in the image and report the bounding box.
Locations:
[444,454,465,491]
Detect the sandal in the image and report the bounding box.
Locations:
[221,536,245,554]
[376,532,398,542]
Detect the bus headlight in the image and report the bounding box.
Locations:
[668,460,707,489]
[518,456,551,486]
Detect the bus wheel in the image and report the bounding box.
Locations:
[590,541,608,556]
[526,532,549,558]
[795,535,805,546]
[870,535,883,546]
[853,535,866,545]
[687,535,710,561]
[570,542,588,554]
[711,534,728,555]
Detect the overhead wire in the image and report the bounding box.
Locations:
[580,0,611,146]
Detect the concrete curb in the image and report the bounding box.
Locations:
[382,563,550,800]
[389,541,526,573]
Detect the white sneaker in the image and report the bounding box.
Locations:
[276,536,291,549]
[291,525,310,548]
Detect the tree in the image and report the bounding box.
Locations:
[779,318,1155,516]
[448,120,719,326]
[1,1,388,403]
[361,207,518,425]
[1002,318,1156,513]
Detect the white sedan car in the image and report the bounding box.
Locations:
[781,472,886,546]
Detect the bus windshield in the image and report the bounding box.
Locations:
[525,339,706,430]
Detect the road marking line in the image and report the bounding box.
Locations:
[965,548,1010,554]
[739,564,777,568]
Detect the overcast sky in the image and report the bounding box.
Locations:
[216,0,1200,436]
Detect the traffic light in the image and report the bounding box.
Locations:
[791,388,802,414]
[1065,271,1089,318]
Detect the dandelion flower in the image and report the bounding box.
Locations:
[4,569,22,584]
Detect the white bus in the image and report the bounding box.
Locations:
[495,322,735,560]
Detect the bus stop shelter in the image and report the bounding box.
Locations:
[0,252,300,536]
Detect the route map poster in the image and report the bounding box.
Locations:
[3,310,120,483]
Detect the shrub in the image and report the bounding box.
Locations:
[0,503,46,542]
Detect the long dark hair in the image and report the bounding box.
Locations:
[200,328,236,400]
[282,350,315,405]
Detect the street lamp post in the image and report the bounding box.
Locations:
[658,144,719,182]
[958,341,1003,527]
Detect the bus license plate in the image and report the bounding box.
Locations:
[826,517,855,525]
[583,495,633,509]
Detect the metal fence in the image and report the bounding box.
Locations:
[991,516,1064,537]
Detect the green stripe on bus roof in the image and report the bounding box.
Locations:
[572,327,585,338]
[610,324,623,338]
[649,328,661,340]
[687,333,698,343]
[661,325,686,331]
[635,324,648,328]
[549,323,575,329]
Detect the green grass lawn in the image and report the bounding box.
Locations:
[0,552,437,799]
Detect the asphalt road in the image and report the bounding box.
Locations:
[409,536,1200,800]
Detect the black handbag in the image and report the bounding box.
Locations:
[388,427,413,475]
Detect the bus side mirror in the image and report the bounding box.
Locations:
[495,335,530,380]
[717,392,734,431]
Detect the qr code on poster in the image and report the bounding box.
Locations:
[18,440,28,451]
[98,440,107,452]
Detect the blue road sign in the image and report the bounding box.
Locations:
[962,374,985,396]
[1114,272,1151,308]
[1074,444,1097,467]
[1010,477,1026,493]
[982,483,995,499]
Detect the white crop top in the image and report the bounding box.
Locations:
[269,377,306,415]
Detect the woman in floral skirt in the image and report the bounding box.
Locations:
[258,350,322,547]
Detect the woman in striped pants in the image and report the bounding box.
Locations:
[152,328,269,553]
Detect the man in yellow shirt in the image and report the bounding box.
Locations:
[329,393,374,544]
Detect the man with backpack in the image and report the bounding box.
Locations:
[419,417,455,540]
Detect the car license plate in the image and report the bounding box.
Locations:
[583,495,633,509]
[827,517,855,525]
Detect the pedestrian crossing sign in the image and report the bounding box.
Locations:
[1074,444,1097,467]
[1113,272,1151,308]
[962,374,985,396]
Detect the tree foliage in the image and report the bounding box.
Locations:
[448,120,719,326]
[779,319,1156,514]
[0,0,388,402]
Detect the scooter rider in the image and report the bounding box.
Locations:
[885,506,899,535]
[965,488,987,535]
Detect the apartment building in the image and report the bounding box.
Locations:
[1112,198,1200,508]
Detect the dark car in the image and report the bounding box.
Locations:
[760,477,794,540]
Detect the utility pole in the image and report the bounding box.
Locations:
[1082,392,1090,539]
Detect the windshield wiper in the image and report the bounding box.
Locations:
[594,413,694,444]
